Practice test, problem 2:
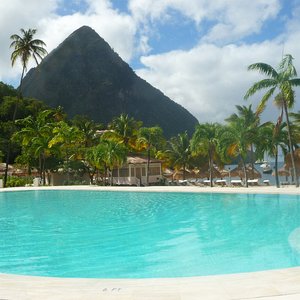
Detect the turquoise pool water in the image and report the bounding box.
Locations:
[0,190,300,278]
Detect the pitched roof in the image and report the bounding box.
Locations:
[127,156,162,164]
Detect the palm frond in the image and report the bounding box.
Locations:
[279,54,297,77]
[280,85,295,108]
[289,78,300,87]
[256,87,276,112]
[244,79,277,99]
[247,63,278,78]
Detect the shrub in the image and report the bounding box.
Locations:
[5,176,33,187]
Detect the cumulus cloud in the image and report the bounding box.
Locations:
[0,0,138,83]
[202,0,281,43]
[0,0,57,81]
[136,38,300,123]
[128,0,281,43]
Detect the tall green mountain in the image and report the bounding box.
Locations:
[22,26,198,137]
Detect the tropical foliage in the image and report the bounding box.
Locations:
[245,54,300,186]
[3,28,47,187]
[137,126,165,185]
[167,131,192,180]
[191,123,222,187]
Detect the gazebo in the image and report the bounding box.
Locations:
[112,156,163,186]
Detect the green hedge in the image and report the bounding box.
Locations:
[1,176,34,187]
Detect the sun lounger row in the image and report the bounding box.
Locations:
[168,179,270,186]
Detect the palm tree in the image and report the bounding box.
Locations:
[137,126,164,186]
[191,123,222,187]
[107,114,142,149]
[3,28,47,187]
[85,144,107,184]
[49,121,84,182]
[244,54,300,186]
[226,105,262,176]
[255,120,288,188]
[221,117,253,187]
[72,115,102,148]
[10,28,48,95]
[167,131,192,180]
[100,139,127,185]
[13,110,54,184]
[290,111,300,144]
[290,111,300,126]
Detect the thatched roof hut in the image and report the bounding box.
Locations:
[285,149,300,171]
[197,167,222,179]
[231,164,261,179]
[272,167,290,177]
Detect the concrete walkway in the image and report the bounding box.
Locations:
[1,184,300,195]
[1,267,300,299]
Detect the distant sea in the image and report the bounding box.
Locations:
[224,162,285,185]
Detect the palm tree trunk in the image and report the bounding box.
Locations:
[274,146,280,188]
[250,144,255,179]
[208,150,213,187]
[89,169,95,185]
[183,163,186,180]
[42,153,46,185]
[283,100,299,187]
[146,147,150,186]
[241,156,248,187]
[3,143,12,188]
[104,165,108,185]
[39,153,43,180]
[110,168,113,186]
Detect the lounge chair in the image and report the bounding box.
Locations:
[187,179,197,186]
[247,179,259,186]
[215,179,227,186]
[194,179,204,187]
[263,179,270,186]
[178,180,188,186]
[203,179,211,186]
[231,179,243,186]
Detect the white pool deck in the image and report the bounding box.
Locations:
[1,185,300,300]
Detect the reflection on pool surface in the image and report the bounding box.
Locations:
[0,190,300,278]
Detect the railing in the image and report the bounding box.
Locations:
[112,177,140,186]
[112,175,162,186]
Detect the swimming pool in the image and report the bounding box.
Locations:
[0,190,300,278]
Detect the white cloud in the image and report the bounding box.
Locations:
[136,38,300,123]
[0,0,138,83]
[0,0,58,82]
[128,0,281,43]
[202,0,280,43]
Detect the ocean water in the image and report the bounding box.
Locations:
[0,190,300,278]
[225,162,285,185]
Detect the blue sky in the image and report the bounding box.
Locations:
[1,0,300,123]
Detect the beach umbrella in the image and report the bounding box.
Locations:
[172,169,195,180]
[285,149,300,172]
[230,164,261,179]
[197,166,222,179]
[219,169,230,178]
[163,168,174,179]
[272,167,290,177]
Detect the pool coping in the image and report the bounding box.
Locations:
[1,185,300,299]
[1,184,300,195]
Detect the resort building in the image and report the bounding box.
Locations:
[112,156,163,186]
